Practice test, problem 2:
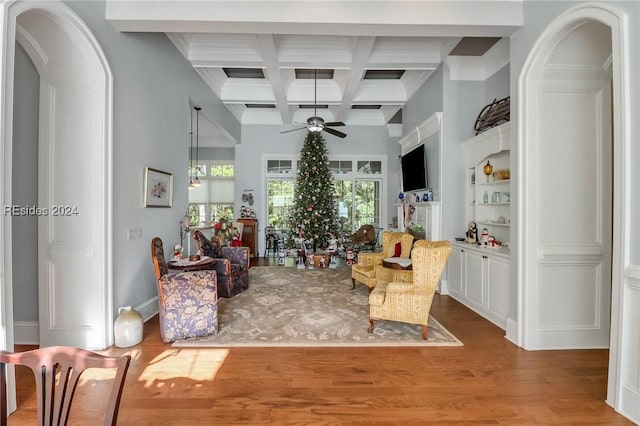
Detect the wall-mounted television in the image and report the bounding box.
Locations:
[401,144,428,192]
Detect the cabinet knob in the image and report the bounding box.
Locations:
[482,255,488,259]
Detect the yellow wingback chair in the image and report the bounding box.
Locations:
[368,240,451,339]
[351,231,414,291]
[375,239,451,284]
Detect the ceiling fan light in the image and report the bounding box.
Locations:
[308,124,323,132]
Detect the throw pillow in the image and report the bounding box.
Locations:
[199,237,223,258]
[393,241,402,257]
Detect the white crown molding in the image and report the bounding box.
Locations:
[446,37,510,81]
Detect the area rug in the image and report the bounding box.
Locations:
[173,266,462,347]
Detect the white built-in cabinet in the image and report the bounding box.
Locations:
[447,122,513,332]
[447,243,511,329]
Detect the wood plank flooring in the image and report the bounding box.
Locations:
[10,261,632,425]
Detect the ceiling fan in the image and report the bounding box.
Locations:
[280,69,347,138]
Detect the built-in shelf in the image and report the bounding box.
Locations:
[477,221,510,227]
[477,179,510,186]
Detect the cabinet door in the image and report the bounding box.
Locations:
[487,256,510,324]
[465,250,486,308]
[447,247,465,295]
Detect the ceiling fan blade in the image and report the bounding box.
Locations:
[280,126,307,134]
[324,122,345,127]
[323,127,347,138]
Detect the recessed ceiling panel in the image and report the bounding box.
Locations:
[449,37,501,56]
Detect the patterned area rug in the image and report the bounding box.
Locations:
[173,266,462,347]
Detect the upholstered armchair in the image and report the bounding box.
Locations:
[351,231,414,291]
[193,230,250,298]
[151,237,218,343]
[368,240,451,339]
[376,240,451,283]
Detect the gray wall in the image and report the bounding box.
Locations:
[11,43,39,322]
[64,1,242,318]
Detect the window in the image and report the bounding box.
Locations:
[189,163,234,226]
[265,157,385,236]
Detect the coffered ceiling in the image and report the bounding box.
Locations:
[106,0,522,145]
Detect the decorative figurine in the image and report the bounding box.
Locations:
[480,227,490,246]
[466,221,478,244]
[307,253,315,270]
[346,247,355,265]
[327,234,338,269]
[277,247,285,266]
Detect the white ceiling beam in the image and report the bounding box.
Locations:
[257,34,292,123]
[106,1,523,37]
[336,36,376,122]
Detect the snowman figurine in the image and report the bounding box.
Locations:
[480,227,490,246]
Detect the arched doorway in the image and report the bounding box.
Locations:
[1,0,113,354]
[517,2,629,412]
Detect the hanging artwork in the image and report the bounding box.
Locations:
[144,167,173,207]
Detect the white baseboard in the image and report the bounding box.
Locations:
[14,321,39,345]
[14,297,159,346]
[135,296,159,322]
[438,279,449,296]
[505,317,518,345]
[619,384,639,425]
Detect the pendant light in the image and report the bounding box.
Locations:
[188,106,196,189]
[192,106,202,188]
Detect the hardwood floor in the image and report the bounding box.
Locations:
[10,262,631,425]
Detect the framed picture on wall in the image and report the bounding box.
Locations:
[144,167,173,207]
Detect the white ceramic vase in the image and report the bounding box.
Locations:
[114,306,143,348]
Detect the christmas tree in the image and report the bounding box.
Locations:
[288,132,342,251]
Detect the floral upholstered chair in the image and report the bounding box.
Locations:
[351,231,414,291]
[368,240,451,340]
[151,237,218,343]
[193,230,250,298]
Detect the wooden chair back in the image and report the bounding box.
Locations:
[151,237,168,279]
[0,346,130,426]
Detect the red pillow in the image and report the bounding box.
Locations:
[393,241,402,257]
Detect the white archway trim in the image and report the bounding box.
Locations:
[1,0,114,351]
[517,1,630,418]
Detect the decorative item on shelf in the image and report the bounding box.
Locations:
[502,192,511,202]
[483,190,489,204]
[114,306,143,348]
[471,171,476,185]
[427,188,433,201]
[483,161,493,182]
[492,168,511,181]
[479,227,490,246]
[239,205,257,219]
[398,192,404,202]
[474,96,510,135]
[466,221,478,244]
[492,191,500,203]
[414,193,421,202]
[497,216,506,224]
[423,192,429,202]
